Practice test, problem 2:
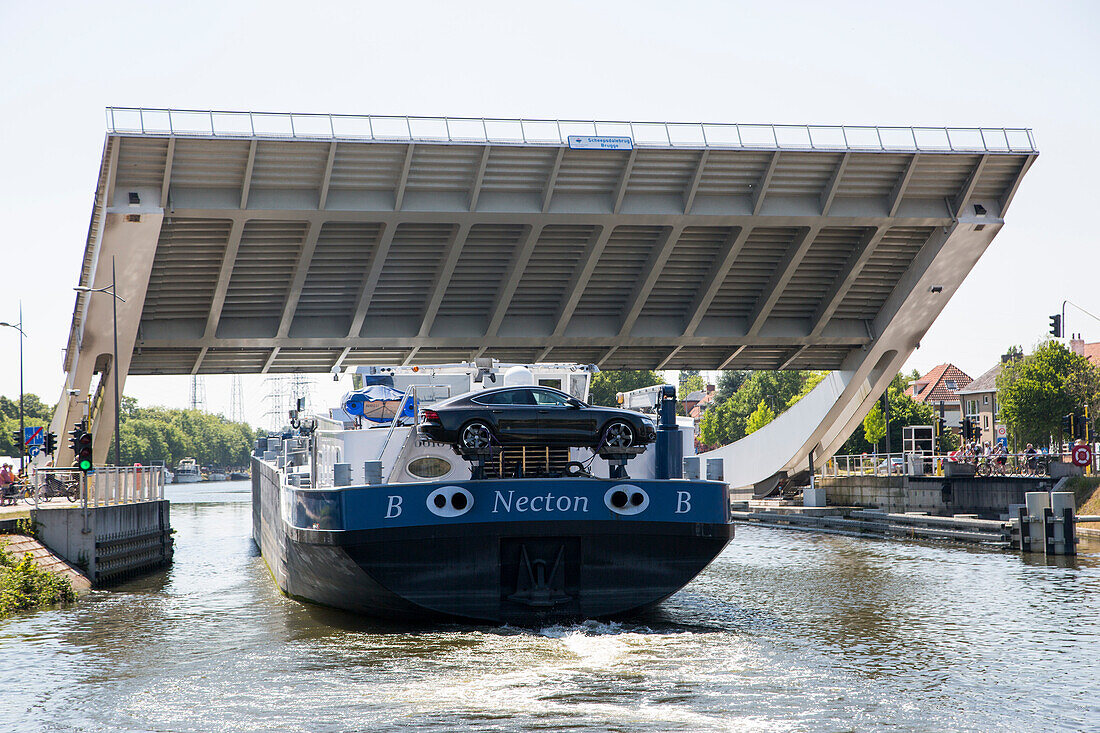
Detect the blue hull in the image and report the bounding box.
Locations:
[252,458,733,624]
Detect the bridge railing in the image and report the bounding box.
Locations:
[104,107,1038,153]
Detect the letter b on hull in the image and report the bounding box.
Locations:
[386,495,403,518]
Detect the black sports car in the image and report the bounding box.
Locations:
[418,386,657,451]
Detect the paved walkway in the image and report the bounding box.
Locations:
[0,533,92,592]
[0,498,81,519]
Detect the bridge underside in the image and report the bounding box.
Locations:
[58,112,1035,475]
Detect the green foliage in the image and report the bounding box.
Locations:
[997,340,1100,447]
[863,402,887,446]
[860,379,935,451]
[678,371,705,396]
[745,400,776,435]
[588,370,664,407]
[716,370,749,402]
[0,540,76,619]
[699,370,825,447]
[0,393,53,456]
[108,403,260,468]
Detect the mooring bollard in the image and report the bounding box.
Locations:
[1050,492,1077,556]
[1018,491,1077,555]
[364,461,383,485]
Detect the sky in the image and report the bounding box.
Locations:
[0,0,1097,428]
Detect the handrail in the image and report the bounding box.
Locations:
[377,387,417,461]
[104,107,1038,154]
[818,450,1087,479]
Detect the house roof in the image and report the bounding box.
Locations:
[1083,343,1100,368]
[957,362,1002,395]
[683,390,707,403]
[904,363,973,404]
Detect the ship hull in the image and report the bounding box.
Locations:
[252,458,732,624]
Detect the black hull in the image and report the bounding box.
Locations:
[253,459,732,624]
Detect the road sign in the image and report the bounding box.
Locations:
[23,426,44,446]
[1072,444,1092,467]
[27,445,39,458]
[995,424,1007,439]
[567,135,633,151]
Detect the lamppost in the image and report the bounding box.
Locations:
[74,257,125,466]
[0,304,26,473]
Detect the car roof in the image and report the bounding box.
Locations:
[432,385,569,408]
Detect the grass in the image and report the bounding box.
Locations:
[1064,476,1100,518]
[0,537,77,619]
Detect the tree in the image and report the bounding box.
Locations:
[839,370,940,455]
[716,370,749,402]
[698,370,827,448]
[678,371,705,396]
[745,400,775,435]
[997,340,1100,448]
[587,370,665,407]
[106,401,263,468]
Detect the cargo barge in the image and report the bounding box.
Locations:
[252,361,733,624]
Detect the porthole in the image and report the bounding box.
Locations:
[604,484,649,516]
[407,455,452,480]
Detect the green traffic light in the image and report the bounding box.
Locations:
[79,459,93,471]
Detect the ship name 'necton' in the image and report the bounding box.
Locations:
[492,490,589,514]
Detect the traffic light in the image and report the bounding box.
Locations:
[962,416,973,443]
[1064,413,1076,437]
[1049,314,1062,338]
[10,429,23,456]
[43,431,57,456]
[1075,413,1089,442]
[69,421,93,473]
[936,416,947,437]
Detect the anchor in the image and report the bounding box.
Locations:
[507,544,571,607]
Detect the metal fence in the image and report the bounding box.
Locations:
[820,452,1077,479]
[104,107,1038,153]
[29,465,165,507]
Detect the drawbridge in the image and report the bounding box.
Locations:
[56,108,1036,489]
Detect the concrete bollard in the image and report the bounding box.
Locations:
[706,458,724,482]
[803,487,826,508]
[333,463,352,487]
[683,456,701,480]
[364,461,383,485]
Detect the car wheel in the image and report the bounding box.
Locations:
[602,421,634,449]
[459,421,494,450]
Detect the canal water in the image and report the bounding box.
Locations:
[2,480,1099,732]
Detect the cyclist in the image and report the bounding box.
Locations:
[0,463,15,506]
[993,442,1008,474]
[1024,443,1039,474]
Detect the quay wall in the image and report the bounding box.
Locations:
[33,501,172,584]
[821,475,1053,518]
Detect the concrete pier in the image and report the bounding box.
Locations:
[0,466,174,585]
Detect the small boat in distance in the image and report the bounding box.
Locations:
[174,458,201,484]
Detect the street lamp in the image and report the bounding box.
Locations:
[0,305,26,473]
[74,256,125,466]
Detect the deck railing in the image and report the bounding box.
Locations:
[105,107,1037,153]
